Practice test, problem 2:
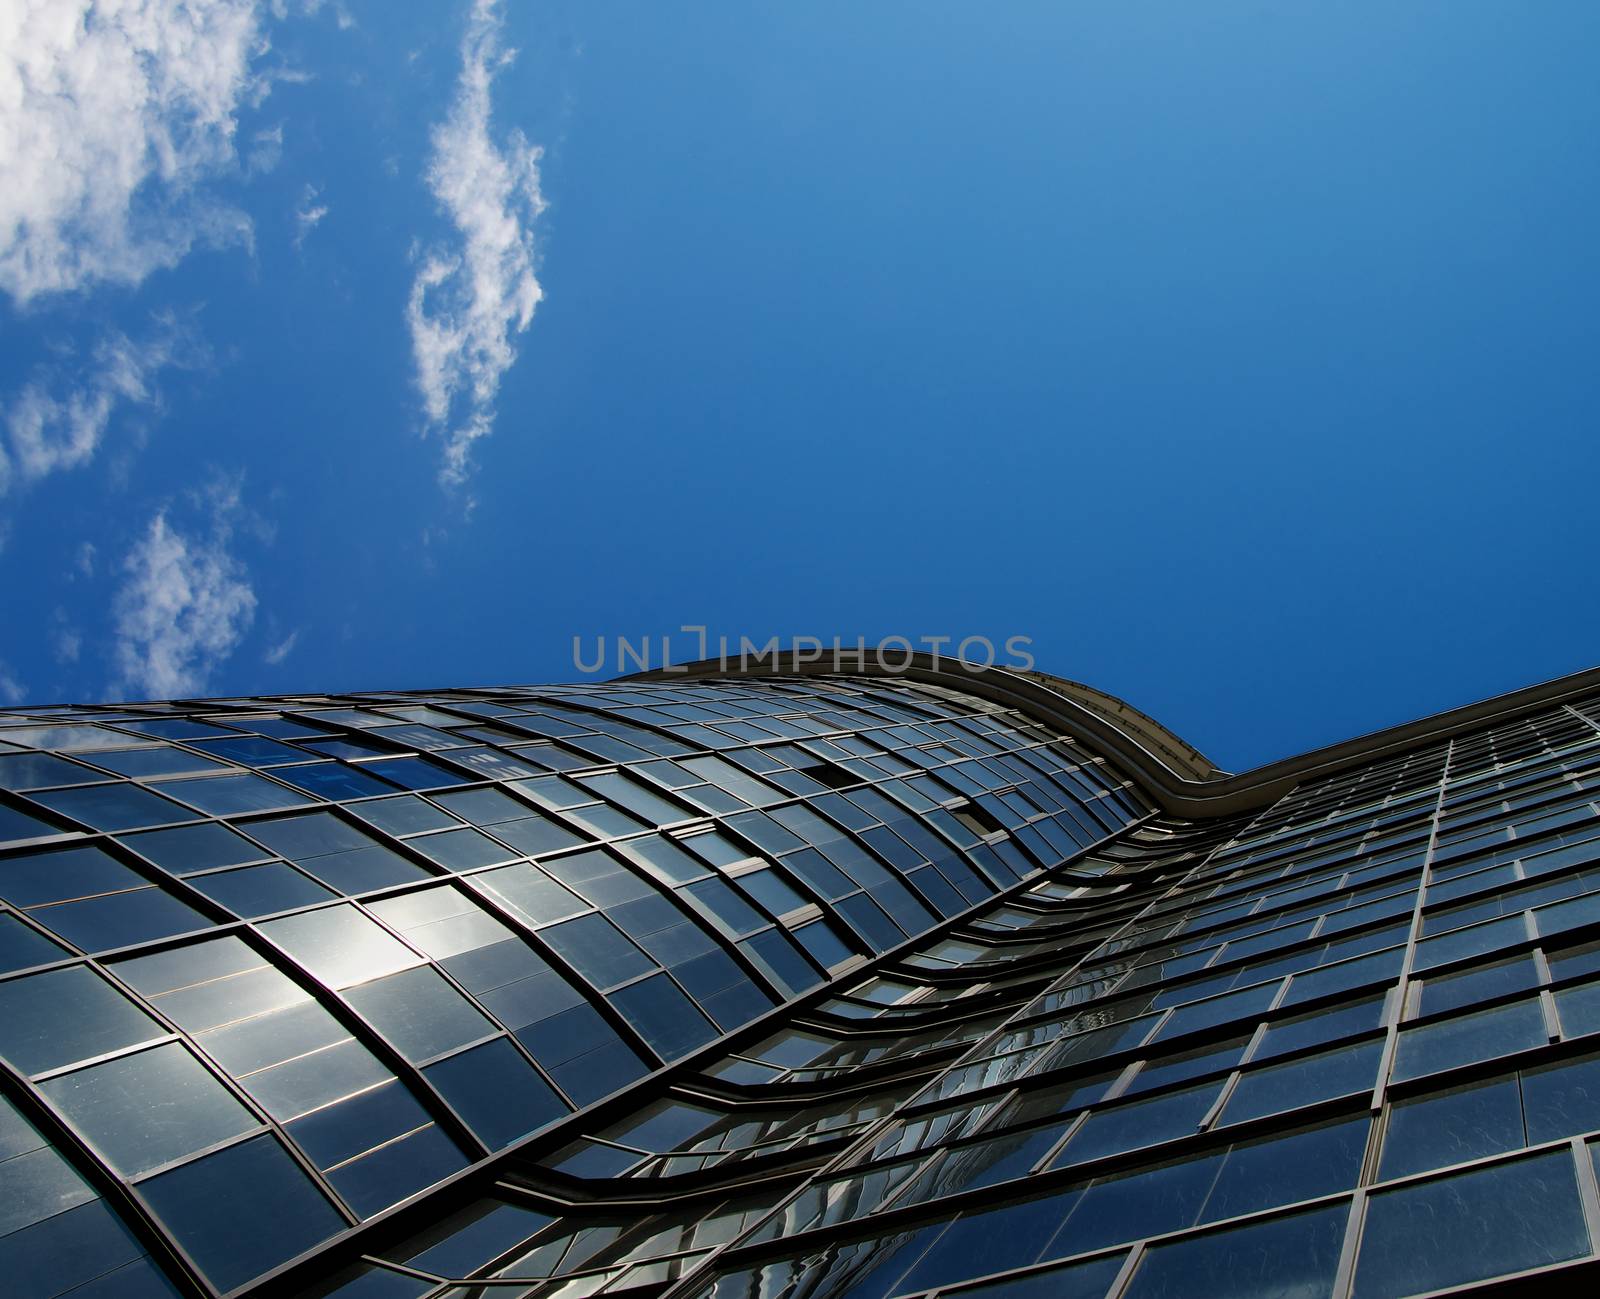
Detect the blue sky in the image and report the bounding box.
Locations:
[2,1,1598,771]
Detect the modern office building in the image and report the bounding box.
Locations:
[4,652,1600,1299]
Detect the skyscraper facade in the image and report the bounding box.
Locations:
[3,653,1600,1299]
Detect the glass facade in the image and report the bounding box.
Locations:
[5,666,1600,1297]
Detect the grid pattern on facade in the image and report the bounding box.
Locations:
[285,694,1600,1299]
[0,676,1142,1297]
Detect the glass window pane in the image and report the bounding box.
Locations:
[120,822,265,874]
[1222,1039,1383,1126]
[25,783,199,831]
[138,1135,345,1292]
[1125,1202,1348,1299]
[0,965,164,1075]
[0,912,71,974]
[158,773,313,816]
[425,1038,568,1148]
[609,972,718,1059]
[262,906,423,990]
[189,863,338,916]
[1522,1050,1600,1144]
[1379,1074,1525,1179]
[1052,1081,1222,1168]
[1391,998,1547,1083]
[1354,1149,1589,1298]
[39,1042,257,1176]
[344,965,494,1063]
[0,753,109,790]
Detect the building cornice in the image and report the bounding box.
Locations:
[625,653,1600,818]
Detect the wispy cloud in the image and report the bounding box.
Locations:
[293,184,329,248]
[263,629,299,664]
[0,0,273,304]
[247,123,286,176]
[407,0,546,490]
[1,317,199,496]
[112,477,258,700]
[0,661,24,706]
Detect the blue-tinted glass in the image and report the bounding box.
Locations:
[1202,1116,1369,1223]
[25,782,197,831]
[425,1038,568,1147]
[359,757,463,790]
[344,965,494,1063]
[88,748,230,778]
[1557,981,1600,1037]
[275,762,401,799]
[1419,954,1541,1017]
[160,773,312,815]
[1354,1149,1589,1298]
[1224,1039,1383,1123]
[1125,1202,1348,1299]
[39,1042,258,1176]
[0,912,70,973]
[1380,1074,1525,1179]
[0,844,141,907]
[1391,999,1548,1083]
[0,964,163,1074]
[285,1078,432,1170]
[943,1253,1125,1299]
[189,862,338,915]
[121,821,264,873]
[348,795,459,836]
[610,972,718,1059]
[33,887,212,952]
[541,913,654,987]
[793,919,854,969]
[1054,1081,1222,1168]
[0,752,108,790]
[139,1135,346,1291]
[325,1122,468,1217]
[0,1199,158,1299]
[470,863,588,926]
[408,827,517,870]
[1522,1050,1600,1144]
[193,736,309,766]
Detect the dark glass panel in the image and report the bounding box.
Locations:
[0,912,70,974]
[1379,1074,1524,1179]
[609,972,719,1059]
[39,1042,257,1176]
[344,965,495,1063]
[1391,998,1548,1083]
[0,964,163,1075]
[121,821,265,873]
[139,1135,346,1291]
[426,1038,569,1147]
[25,782,198,831]
[1354,1149,1589,1298]
[1124,1202,1348,1299]
[159,773,313,816]
[189,862,338,915]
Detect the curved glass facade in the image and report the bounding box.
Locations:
[10,671,1600,1298]
[0,675,1143,1296]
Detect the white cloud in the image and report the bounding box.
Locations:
[0,0,271,304]
[1,318,196,496]
[0,660,23,705]
[247,123,284,175]
[74,541,96,578]
[407,0,545,489]
[112,477,257,699]
[293,183,327,248]
[53,623,81,664]
[263,628,298,664]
